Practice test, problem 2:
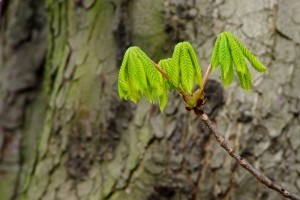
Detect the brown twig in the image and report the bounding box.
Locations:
[199,112,300,200]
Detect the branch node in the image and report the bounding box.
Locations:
[228,148,234,155]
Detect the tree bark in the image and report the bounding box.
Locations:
[1,0,300,200]
[0,0,46,199]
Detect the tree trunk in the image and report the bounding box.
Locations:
[0,0,47,199]
[1,0,300,200]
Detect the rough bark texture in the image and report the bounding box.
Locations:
[0,0,47,199]
[1,0,300,200]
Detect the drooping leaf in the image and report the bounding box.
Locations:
[236,65,252,91]
[127,86,142,103]
[171,41,202,94]
[225,32,247,74]
[186,42,203,88]
[225,34,252,90]
[218,33,232,86]
[224,32,253,90]
[138,50,165,102]
[158,58,179,89]
[118,49,130,99]
[158,92,168,111]
[226,32,267,72]
[210,32,267,91]
[138,48,169,108]
[211,35,221,70]
[172,43,181,68]
[180,43,194,93]
[117,46,168,109]
[221,62,234,87]
[127,48,147,92]
[136,49,160,88]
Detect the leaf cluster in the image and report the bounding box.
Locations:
[118,42,202,111]
[211,32,267,90]
[118,47,168,110]
[118,31,267,111]
[159,42,202,94]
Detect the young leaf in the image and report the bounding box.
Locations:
[186,42,203,88]
[137,48,169,109]
[127,87,142,103]
[221,62,234,87]
[180,43,194,93]
[158,58,179,89]
[158,92,168,111]
[224,32,253,90]
[118,50,130,99]
[172,43,181,70]
[236,66,252,91]
[127,49,147,92]
[218,33,232,86]
[137,49,166,102]
[118,46,168,109]
[226,32,267,72]
[225,32,247,74]
[171,41,202,94]
[211,35,221,70]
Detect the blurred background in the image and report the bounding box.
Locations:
[0,0,300,199]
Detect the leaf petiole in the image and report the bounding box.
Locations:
[151,60,169,79]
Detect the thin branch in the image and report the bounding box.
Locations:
[199,112,300,200]
[151,60,169,79]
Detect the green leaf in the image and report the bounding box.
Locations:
[172,42,181,71]
[158,58,179,89]
[180,43,194,93]
[226,32,267,72]
[137,49,164,102]
[118,50,130,99]
[221,62,234,87]
[218,33,232,86]
[236,65,252,91]
[117,46,169,109]
[158,93,168,111]
[171,41,202,94]
[225,32,247,74]
[127,87,142,103]
[127,48,147,92]
[186,42,203,88]
[224,32,253,89]
[211,35,221,70]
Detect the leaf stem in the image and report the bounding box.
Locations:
[152,60,169,79]
[202,63,212,87]
[199,112,300,200]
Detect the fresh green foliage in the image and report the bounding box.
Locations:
[171,42,203,94]
[211,32,267,90]
[218,33,233,86]
[229,33,267,72]
[211,36,221,71]
[118,46,167,110]
[118,42,202,111]
[158,58,178,90]
[118,32,267,111]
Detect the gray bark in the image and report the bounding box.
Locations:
[0,0,300,200]
[0,0,46,199]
